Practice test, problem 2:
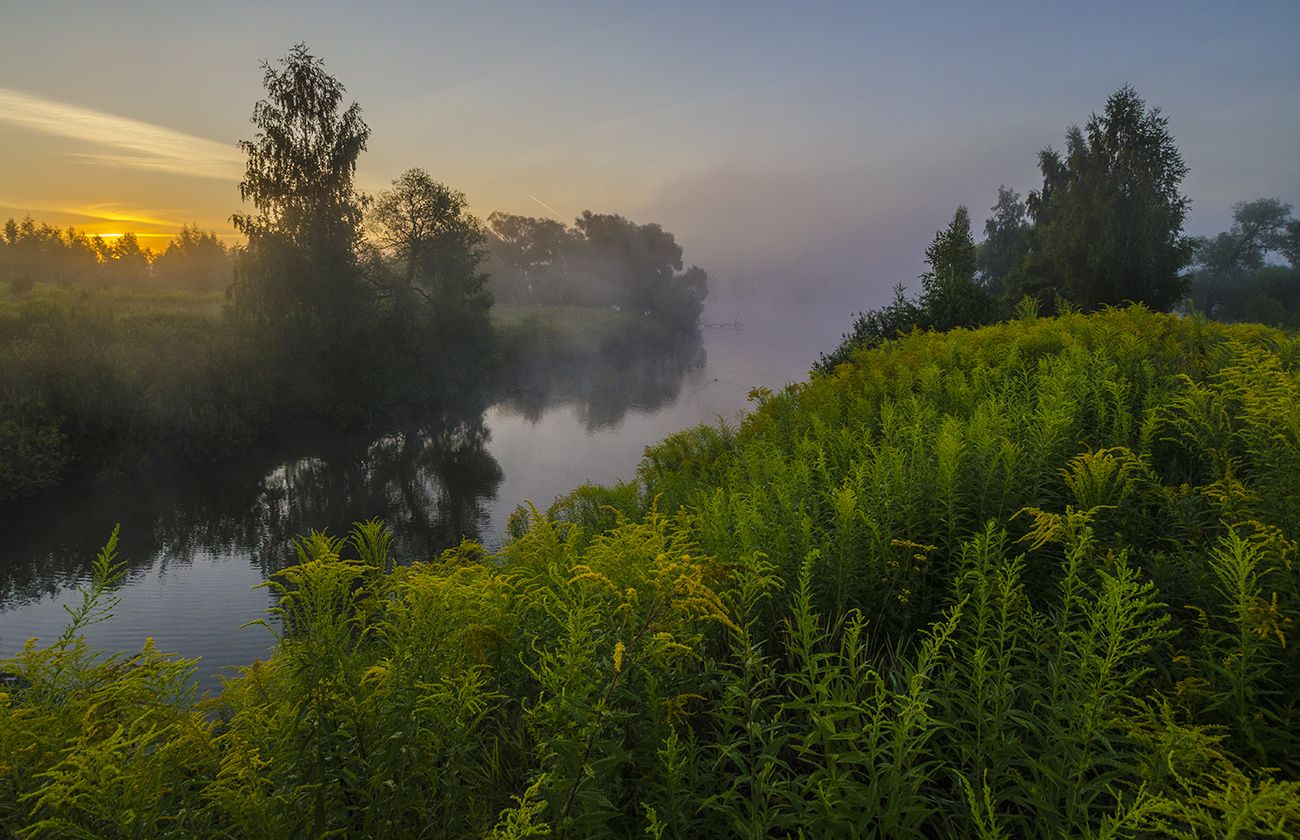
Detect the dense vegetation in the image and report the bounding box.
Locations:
[818,86,1300,372]
[0,286,258,500]
[0,282,697,503]
[1185,198,1300,330]
[3,307,1297,836]
[484,211,709,330]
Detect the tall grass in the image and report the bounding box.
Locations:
[3,306,1299,836]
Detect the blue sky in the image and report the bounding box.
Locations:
[1,1,1297,333]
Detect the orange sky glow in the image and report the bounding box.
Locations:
[1,3,1297,301]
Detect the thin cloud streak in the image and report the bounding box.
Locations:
[528,194,566,221]
[66,203,180,227]
[0,197,180,228]
[0,87,243,181]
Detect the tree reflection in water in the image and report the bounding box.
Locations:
[0,333,704,614]
[495,337,706,431]
[0,399,501,610]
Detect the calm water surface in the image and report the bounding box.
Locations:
[0,326,804,691]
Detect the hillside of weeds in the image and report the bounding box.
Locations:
[3,305,1299,837]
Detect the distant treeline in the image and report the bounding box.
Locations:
[819,85,1300,371]
[0,220,231,292]
[484,211,707,328]
[0,206,709,334]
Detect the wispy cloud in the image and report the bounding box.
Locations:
[0,197,181,228]
[66,203,181,228]
[0,87,243,181]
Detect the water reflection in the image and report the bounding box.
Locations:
[495,339,706,430]
[0,400,502,606]
[0,335,706,675]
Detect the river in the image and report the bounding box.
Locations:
[0,323,810,691]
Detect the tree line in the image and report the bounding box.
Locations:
[0,44,709,503]
[0,220,230,293]
[484,211,708,328]
[222,44,705,411]
[2,46,708,353]
[818,85,1300,371]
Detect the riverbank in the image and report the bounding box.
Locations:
[3,307,1298,835]
[0,284,703,504]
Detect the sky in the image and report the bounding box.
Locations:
[2,1,1298,348]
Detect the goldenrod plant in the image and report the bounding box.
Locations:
[3,306,1298,836]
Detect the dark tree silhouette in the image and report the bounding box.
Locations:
[152,225,231,293]
[1185,198,1299,326]
[367,168,494,396]
[1013,85,1193,312]
[976,186,1030,296]
[229,43,374,406]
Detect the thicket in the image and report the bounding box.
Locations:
[3,307,1297,837]
[1184,198,1300,329]
[820,85,1201,370]
[0,286,264,501]
[484,211,709,330]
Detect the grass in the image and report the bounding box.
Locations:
[0,282,225,320]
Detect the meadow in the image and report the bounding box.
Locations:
[2,305,1298,837]
[0,284,255,499]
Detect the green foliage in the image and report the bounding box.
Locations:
[977,186,1032,297]
[814,282,925,372]
[151,225,232,293]
[0,281,690,502]
[228,43,380,413]
[817,206,998,372]
[1185,198,1300,328]
[367,168,495,398]
[825,86,1198,372]
[920,205,994,333]
[0,284,264,499]
[1012,85,1194,312]
[484,211,708,331]
[4,308,1300,836]
[0,217,152,289]
[0,394,70,501]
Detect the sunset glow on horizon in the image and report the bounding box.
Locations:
[1,1,1296,308]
